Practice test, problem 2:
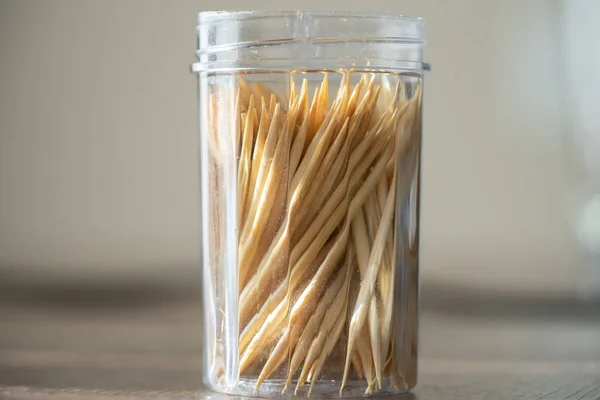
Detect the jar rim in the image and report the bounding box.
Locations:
[197,10,424,24]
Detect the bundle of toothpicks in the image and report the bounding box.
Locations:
[211,70,421,396]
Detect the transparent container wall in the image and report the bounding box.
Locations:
[199,69,422,397]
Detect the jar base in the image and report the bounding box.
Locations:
[205,377,412,398]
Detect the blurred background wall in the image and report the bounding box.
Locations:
[0,0,597,296]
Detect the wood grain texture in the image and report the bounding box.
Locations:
[0,281,598,399]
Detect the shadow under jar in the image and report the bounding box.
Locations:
[192,11,429,398]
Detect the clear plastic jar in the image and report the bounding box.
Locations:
[192,11,429,398]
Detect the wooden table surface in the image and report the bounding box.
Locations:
[1,279,599,400]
